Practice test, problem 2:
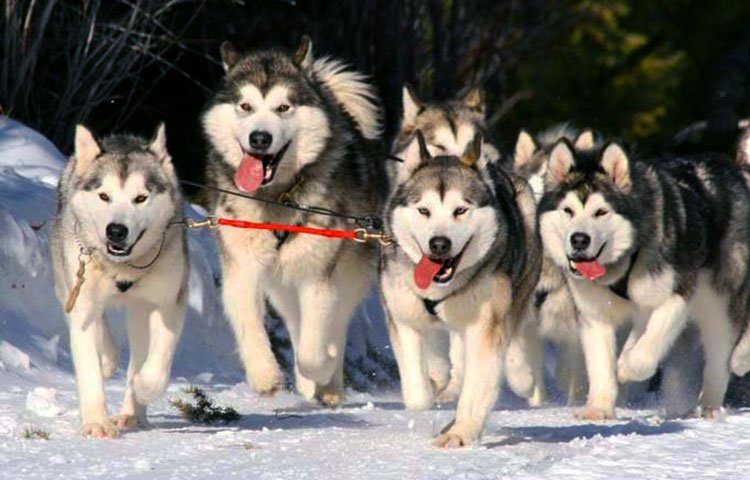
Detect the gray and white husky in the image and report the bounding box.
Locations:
[388,85,514,403]
[51,124,188,437]
[511,126,596,404]
[539,138,750,419]
[380,131,540,447]
[202,37,386,406]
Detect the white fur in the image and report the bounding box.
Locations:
[201,84,331,187]
[311,57,382,139]
[52,137,187,437]
[391,189,498,282]
[74,125,101,175]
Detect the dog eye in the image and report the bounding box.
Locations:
[276,104,291,113]
[454,206,468,217]
[239,102,252,112]
[133,194,148,204]
[595,208,608,217]
[563,207,573,217]
[99,192,110,203]
[417,207,431,217]
[434,144,447,152]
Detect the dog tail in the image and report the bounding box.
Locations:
[312,57,382,140]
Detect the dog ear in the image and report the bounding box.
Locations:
[402,84,422,127]
[74,124,101,175]
[461,132,482,167]
[546,139,575,186]
[150,122,170,162]
[220,41,240,72]
[513,130,537,171]
[463,87,484,114]
[600,142,631,191]
[574,129,595,150]
[415,130,431,165]
[293,35,314,68]
[737,128,750,167]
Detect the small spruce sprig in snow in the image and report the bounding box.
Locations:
[170,386,241,425]
[22,426,50,440]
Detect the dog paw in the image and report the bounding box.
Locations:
[110,414,148,430]
[730,351,750,377]
[574,405,616,421]
[315,385,344,408]
[81,421,120,439]
[432,423,477,448]
[617,348,656,383]
[436,384,461,404]
[697,406,725,420]
[403,391,433,411]
[250,364,284,397]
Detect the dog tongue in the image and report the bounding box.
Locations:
[573,259,606,280]
[234,154,265,192]
[414,255,444,290]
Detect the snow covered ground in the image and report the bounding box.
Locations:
[2,117,750,479]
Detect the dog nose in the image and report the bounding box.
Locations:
[570,232,591,251]
[429,236,452,257]
[249,131,273,151]
[106,223,129,243]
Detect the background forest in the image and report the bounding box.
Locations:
[3,0,750,187]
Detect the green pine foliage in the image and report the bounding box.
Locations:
[22,426,50,440]
[171,386,241,425]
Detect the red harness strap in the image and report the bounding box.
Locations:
[216,217,360,240]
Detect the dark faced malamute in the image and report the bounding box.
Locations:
[202,37,386,406]
[539,139,750,419]
[380,132,540,447]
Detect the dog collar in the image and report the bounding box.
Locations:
[607,250,639,300]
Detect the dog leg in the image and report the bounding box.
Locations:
[557,338,587,405]
[132,299,186,405]
[696,301,736,418]
[505,314,545,406]
[316,329,347,408]
[730,319,750,376]
[425,328,451,396]
[437,331,464,403]
[434,304,503,448]
[268,285,313,401]
[396,322,433,411]
[223,260,283,395]
[98,313,119,379]
[576,320,617,420]
[115,303,150,430]
[296,270,367,391]
[617,295,688,383]
[69,302,118,438]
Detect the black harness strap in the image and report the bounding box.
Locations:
[608,251,639,300]
[422,298,441,316]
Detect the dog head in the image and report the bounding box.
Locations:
[512,126,596,200]
[391,85,498,184]
[538,140,637,282]
[203,37,331,192]
[388,131,501,289]
[69,124,180,263]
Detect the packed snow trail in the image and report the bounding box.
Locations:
[2,373,750,480]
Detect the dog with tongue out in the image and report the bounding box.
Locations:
[538,136,750,422]
[201,36,386,408]
[380,130,541,448]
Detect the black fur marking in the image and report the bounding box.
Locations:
[423,298,441,316]
[116,281,134,293]
[534,289,549,309]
